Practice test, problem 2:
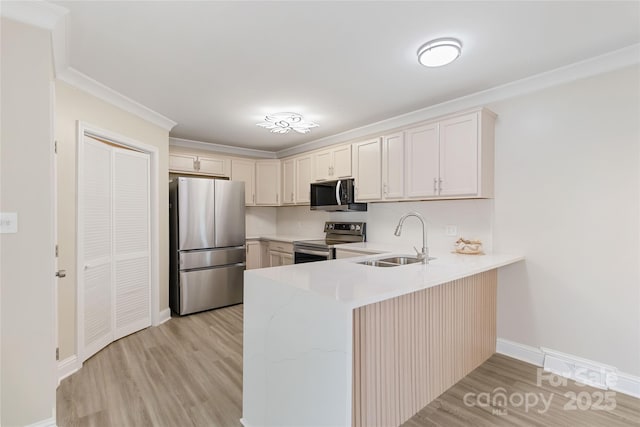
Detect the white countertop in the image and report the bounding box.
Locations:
[246,247,524,308]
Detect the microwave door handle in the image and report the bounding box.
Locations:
[335,180,342,205]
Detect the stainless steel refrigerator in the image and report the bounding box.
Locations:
[169,177,246,315]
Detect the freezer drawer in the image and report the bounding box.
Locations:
[179,247,245,270]
[177,264,244,315]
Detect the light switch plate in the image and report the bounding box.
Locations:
[0,212,18,233]
[445,225,458,237]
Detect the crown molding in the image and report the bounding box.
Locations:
[2,0,177,132]
[0,0,68,30]
[170,137,277,159]
[58,67,177,131]
[276,43,640,158]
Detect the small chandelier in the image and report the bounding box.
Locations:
[256,112,319,134]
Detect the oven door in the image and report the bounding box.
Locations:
[294,246,333,264]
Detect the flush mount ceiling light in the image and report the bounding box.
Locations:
[417,38,462,67]
[256,112,319,134]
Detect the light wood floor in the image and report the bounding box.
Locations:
[58,304,640,427]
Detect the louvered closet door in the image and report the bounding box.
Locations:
[82,138,114,360]
[113,147,150,340]
[81,135,151,361]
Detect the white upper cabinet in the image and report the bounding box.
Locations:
[198,155,229,177]
[169,153,197,173]
[231,159,256,206]
[255,160,281,205]
[382,132,405,200]
[332,144,352,178]
[312,144,352,181]
[405,109,495,199]
[313,150,332,181]
[169,153,229,177]
[439,113,478,196]
[352,138,382,201]
[405,123,439,198]
[295,155,312,204]
[281,158,295,205]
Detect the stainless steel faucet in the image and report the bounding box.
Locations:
[394,211,429,263]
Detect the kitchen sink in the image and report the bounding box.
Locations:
[378,256,423,265]
[356,255,436,267]
[357,260,399,267]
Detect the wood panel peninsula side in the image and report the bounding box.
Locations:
[242,251,524,427]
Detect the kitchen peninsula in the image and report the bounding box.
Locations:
[242,249,524,427]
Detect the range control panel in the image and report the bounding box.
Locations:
[324,221,366,236]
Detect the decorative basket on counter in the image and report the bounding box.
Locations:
[454,238,484,255]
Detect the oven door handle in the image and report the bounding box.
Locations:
[295,248,331,257]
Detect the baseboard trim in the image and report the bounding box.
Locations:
[57,354,81,385]
[157,308,171,325]
[25,416,57,427]
[496,338,545,366]
[610,371,640,399]
[497,338,640,398]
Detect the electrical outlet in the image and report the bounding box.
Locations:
[0,212,18,233]
[445,225,458,237]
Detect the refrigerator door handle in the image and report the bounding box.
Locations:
[180,262,246,273]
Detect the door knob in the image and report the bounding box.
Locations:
[56,269,67,278]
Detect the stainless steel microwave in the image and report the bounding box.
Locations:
[310,178,367,212]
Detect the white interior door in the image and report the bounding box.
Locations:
[81,135,150,361]
[82,137,113,360]
[113,148,150,339]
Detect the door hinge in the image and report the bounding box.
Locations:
[54,140,58,154]
[55,244,59,257]
[56,347,59,361]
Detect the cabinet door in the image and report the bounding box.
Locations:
[269,250,282,267]
[246,241,262,270]
[353,138,381,201]
[231,159,256,205]
[332,145,352,178]
[255,160,281,205]
[405,123,439,198]
[294,155,312,204]
[281,158,295,204]
[439,113,479,197]
[198,155,229,177]
[169,154,197,173]
[313,150,332,181]
[281,252,293,266]
[382,132,405,199]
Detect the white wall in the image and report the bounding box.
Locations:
[490,65,640,376]
[55,81,170,360]
[1,18,56,426]
[276,199,493,252]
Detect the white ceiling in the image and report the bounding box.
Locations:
[53,1,640,152]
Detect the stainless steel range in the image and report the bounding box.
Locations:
[293,221,366,263]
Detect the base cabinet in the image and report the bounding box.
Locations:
[267,241,293,267]
[246,240,263,270]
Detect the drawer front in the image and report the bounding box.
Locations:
[178,264,244,314]
[179,247,245,270]
[268,241,293,253]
